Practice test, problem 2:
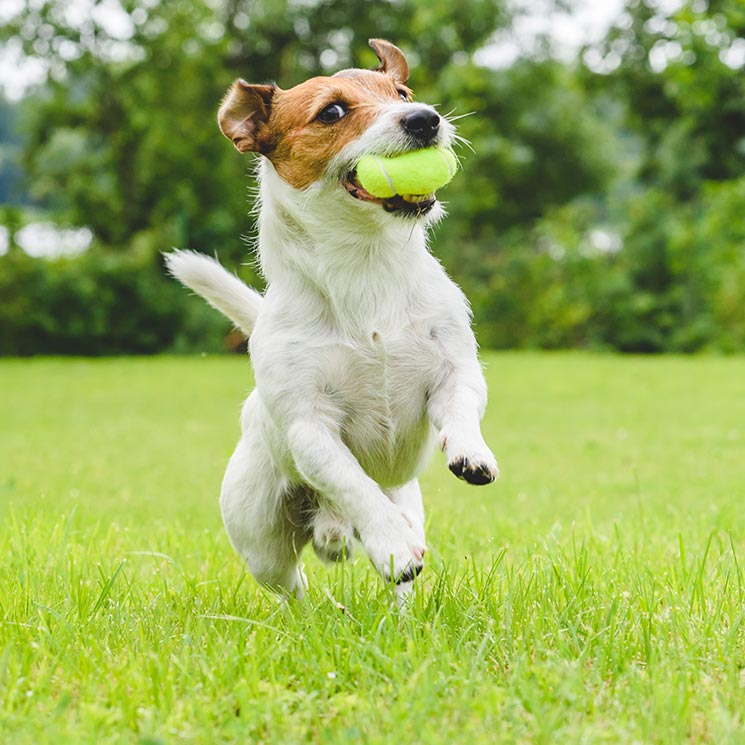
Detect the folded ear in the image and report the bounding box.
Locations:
[217,81,276,153]
[369,39,409,85]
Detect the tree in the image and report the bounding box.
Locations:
[0,0,506,263]
[0,0,649,354]
[0,95,24,205]
[588,0,745,198]
[569,0,745,352]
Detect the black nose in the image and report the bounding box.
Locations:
[401,108,440,144]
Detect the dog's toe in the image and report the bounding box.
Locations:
[448,454,467,480]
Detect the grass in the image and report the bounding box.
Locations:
[1,352,745,743]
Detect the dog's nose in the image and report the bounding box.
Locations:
[401,108,440,144]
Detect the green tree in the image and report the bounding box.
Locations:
[0,95,24,205]
[573,0,745,352]
[0,0,651,354]
[590,0,745,198]
[1,0,506,261]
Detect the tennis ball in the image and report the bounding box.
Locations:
[355,148,458,199]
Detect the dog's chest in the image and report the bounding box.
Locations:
[350,323,432,406]
[333,321,440,485]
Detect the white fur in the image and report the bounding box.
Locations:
[167,100,498,600]
[165,250,261,336]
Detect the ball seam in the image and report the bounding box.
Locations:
[372,155,396,196]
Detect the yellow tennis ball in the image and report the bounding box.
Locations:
[355,148,458,199]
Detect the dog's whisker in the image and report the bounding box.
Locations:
[454,141,474,154]
[444,110,476,123]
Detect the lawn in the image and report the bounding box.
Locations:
[1,353,745,743]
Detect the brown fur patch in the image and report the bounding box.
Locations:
[259,71,410,191]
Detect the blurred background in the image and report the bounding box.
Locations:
[0,0,743,356]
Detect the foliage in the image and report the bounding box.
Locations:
[0,0,506,259]
[0,243,231,355]
[460,179,745,353]
[439,60,615,237]
[0,0,744,354]
[591,0,745,198]
[574,0,745,351]
[0,96,25,205]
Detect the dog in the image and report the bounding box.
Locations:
[166,39,498,603]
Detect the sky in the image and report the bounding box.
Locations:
[0,0,628,101]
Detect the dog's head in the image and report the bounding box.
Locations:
[218,39,455,221]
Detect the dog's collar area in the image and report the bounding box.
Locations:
[343,171,436,217]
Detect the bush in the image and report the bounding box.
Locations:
[0,245,232,355]
[454,187,745,354]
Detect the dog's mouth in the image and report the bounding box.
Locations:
[343,171,436,217]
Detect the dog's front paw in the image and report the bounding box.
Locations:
[441,431,499,485]
[448,453,499,485]
[360,511,426,584]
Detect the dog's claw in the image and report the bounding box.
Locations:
[381,559,424,585]
[393,562,423,585]
[448,455,497,485]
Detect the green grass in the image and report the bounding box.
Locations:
[2,353,745,743]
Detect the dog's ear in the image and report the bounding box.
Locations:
[218,80,276,154]
[369,39,409,85]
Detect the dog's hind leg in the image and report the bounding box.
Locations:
[221,425,311,599]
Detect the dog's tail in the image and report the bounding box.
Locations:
[164,250,262,337]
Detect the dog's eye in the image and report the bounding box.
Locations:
[397,89,409,102]
[317,103,348,124]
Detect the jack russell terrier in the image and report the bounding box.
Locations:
[166,39,499,603]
